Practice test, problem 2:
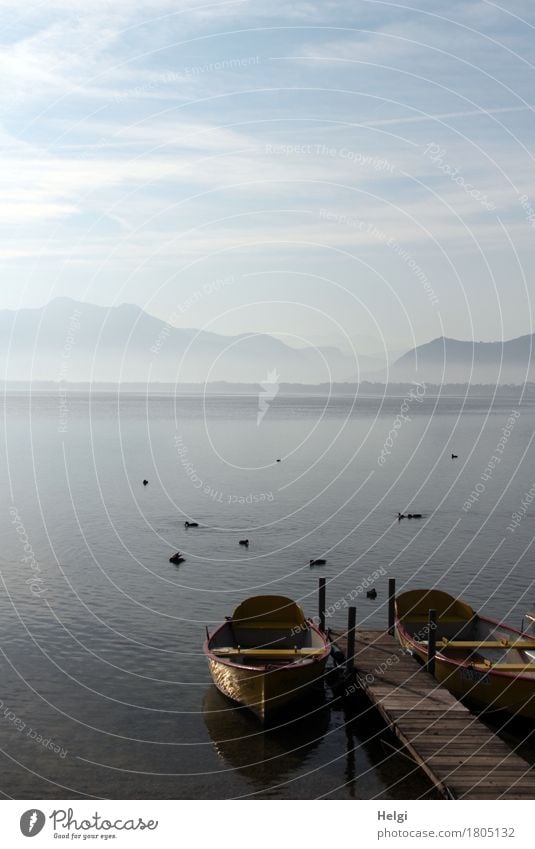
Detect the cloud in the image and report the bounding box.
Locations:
[1,0,535,349]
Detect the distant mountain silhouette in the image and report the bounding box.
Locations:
[4,300,529,385]
[0,297,377,383]
[386,334,535,384]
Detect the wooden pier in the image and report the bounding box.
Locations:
[332,628,535,799]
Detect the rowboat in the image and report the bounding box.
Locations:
[395,589,535,719]
[204,595,331,722]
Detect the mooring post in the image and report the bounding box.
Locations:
[388,577,396,636]
[346,606,356,675]
[427,608,437,677]
[319,577,326,633]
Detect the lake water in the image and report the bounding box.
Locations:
[1,390,534,799]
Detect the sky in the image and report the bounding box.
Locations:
[1,0,535,354]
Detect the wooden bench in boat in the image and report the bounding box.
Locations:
[437,639,535,650]
[233,620,303,629]
[472,661,535,672]
[210,647,326,658]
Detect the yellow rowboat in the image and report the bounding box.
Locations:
[204,595,330,723]
[395,589,535,720]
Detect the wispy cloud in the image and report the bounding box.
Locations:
[1,0,535,345]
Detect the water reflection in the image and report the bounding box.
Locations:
[203,687,330,789]
[203,686,439,799]
[338,696,439,799]
[480,713,535,766]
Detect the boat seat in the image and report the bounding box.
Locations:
[234,620,304,629]
[231,627,307,649]
[439,639,535,650]
[211,647,325,658]
[473,661,535,672]
[414,626,474,643]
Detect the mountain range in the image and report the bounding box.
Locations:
[0,297,378,384]
[385,334,535,384]
[0,298,532,385]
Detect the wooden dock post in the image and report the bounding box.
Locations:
[388,577,396,636]
[427,608,437,677]
[346,606,356,675]
[318,577,326,633]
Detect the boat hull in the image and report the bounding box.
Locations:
[205,595,330,722]
[207,655,328,722]
[397,631,535,719]
[395,589,535,720]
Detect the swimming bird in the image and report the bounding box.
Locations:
[408,513,422,519]
[239,539,249,546]
[142,479,149,486]
[276,458,281,463]
[310,558,327,566]
[185,521,199,528]
[169,552,185,564]
[367,588,377,599]
[451,453,458,459]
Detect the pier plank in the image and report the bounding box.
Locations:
[333,629,534,800]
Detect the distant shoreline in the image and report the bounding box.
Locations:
[2,380,533,397]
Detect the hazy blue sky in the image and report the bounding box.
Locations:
[1,0,535,353]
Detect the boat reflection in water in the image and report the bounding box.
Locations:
[203,685,330,790]
[203,686,441,798]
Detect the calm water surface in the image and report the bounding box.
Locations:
[1,391,534,798]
